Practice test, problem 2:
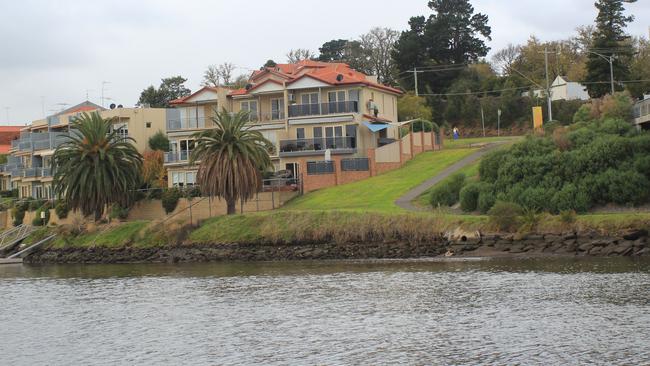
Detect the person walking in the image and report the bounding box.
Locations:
[453,127,459,140]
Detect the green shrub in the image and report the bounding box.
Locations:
[109,204,130,221]
[488,201,524,231]
[551,184,590,213]
[147,188,163,200]
[0,190,13,198]
[459,183,481,212]
[55,201,69,219]
[429,173,466,207]
[162,188,182,214]
[32,208,51,226]
[12,206,26,227]
[477,187,496,214]
[148,130,170,152]
[520,207,542,232]
[573,104,592,124]
[186,186,202,198]
[479,149,508,183]
[28,198,46,212]
[517,187,555,212]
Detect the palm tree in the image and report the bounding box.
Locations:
[191,109,272,215]
[52,112,143,221]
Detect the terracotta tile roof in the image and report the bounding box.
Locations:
[228,60,403,96]
[0,145,10,154]
[0,126,22,132]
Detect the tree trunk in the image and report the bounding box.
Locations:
[226,198,236,215]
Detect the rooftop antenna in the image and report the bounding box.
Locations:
[101,81,111,107]
[85,89,95,101]
[55,103,69,113]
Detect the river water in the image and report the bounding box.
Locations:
[1,258,650,365]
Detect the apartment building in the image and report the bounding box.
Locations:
[165,60,407,191]
[0,101,172,199]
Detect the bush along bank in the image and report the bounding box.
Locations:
[22,212,650,264]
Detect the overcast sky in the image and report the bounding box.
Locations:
[1,0,648,124]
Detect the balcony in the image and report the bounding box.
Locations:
[41,167,52,177]
[23,167,41,178]
[279,136,356,157]
[167,117,211,131]
[164,151,192,163]
[288,101,358,118]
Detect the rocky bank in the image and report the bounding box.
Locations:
[23,229,650,264]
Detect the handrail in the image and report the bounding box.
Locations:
[8,234,56,259]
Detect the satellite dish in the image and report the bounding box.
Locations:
[245,83,253,90]
[109,103,116,109]
[117,104,123,108]
[336,74,344,82]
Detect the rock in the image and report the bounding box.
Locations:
[578,243,593,252]
[623,229,649,241]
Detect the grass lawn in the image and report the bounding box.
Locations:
[284,148,477,212]
[413,160,481,209]
[48,221,156,249]
[444,135,522,149]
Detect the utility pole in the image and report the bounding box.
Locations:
[480,106,486,137]
[408,67,421,96]
[541,47,554,122]
[497,109,501,137]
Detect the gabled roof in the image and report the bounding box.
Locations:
[54,101,104,117]
[169,86,231,105]
[229,60,403,97]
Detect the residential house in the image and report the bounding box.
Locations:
[0,126,22,191]
[0,101,173,199]
[528,76,590,101]
[166,60,425,192]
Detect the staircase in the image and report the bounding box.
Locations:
[0,225,34,254]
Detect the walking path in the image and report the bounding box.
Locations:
[395,143,507,211]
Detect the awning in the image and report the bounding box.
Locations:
[363,121,389,133]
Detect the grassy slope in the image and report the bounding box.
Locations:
[284,148,476,212]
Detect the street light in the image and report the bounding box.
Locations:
[586,50,615,95]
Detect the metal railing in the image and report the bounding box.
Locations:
[279,136,356,154]
[634,99,650,119]
[288,101,359,118]
[22,167,41,178]
[41,167,52,177]
[164,151,192,163]
[167,117,211,131]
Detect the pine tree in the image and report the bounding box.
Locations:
[585,0,636,98]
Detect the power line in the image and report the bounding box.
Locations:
[418,85,535,97]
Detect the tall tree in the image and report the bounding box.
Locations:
[52,112,143,220]
[585,0,636,98]
[218,62,236,86]
[190,109,272,215]
[360,27,400,84]
[202,65,220,87]
[318,39,370,73]
[492,44,521,75]
[263,59,277,68]
[138,76,191,108]
[286,49,315,63]
[627,37,650,99]
[393,0,492,93]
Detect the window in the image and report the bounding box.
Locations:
[146,122,152,128]
[34,185,43,199]
[270,98,284,120]
[300,93,320,115]
[179,106,205,129]
[307,161,335,175]
[113,123,128,139]
[240,100,258,121]
[44,185,52,199]
[171,171,197,187]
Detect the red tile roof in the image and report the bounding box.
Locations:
[0,145,11,154]
[229,60,403,97]
[0,126,22,132]
[170,86,227,105]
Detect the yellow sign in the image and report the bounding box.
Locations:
[532,106,543,129]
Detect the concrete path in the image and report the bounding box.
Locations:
[395,143,507,211]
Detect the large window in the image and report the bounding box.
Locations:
[270,98,284,120]
[170,139,195,161]
[171,171,198,187]
[240,100,258,121]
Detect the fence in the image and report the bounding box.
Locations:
[306,161,335,175]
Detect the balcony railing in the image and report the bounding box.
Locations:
[288,101,359,118]
[23,167,41,178]
[279,137,356,156]
[164,151,193,163]
[167,117,211,131]
[41,167,52,177]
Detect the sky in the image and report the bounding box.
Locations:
[1,0,649,124]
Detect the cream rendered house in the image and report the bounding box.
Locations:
[165,60,404,190]
[1,101,172,198]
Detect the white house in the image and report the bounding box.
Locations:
[527,76,590,101]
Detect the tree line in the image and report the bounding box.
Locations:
[137,0,649,132]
